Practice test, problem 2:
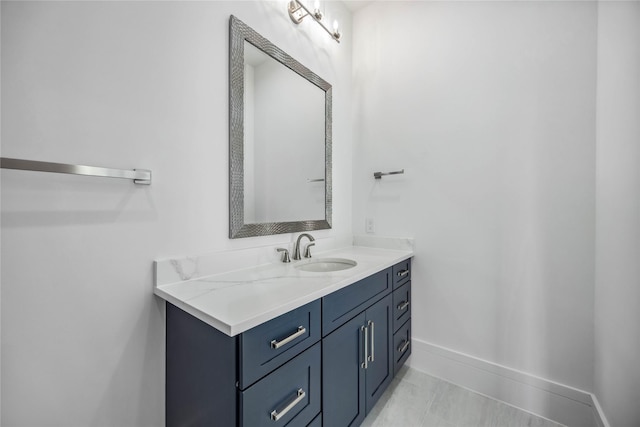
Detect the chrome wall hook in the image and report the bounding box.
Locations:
[373,169,404,180]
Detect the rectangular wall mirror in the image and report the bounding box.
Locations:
[229,15,332,239]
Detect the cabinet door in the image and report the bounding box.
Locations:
[323,312,367,427]
[364,293,393,413]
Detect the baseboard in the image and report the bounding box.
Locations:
[590,394,611,427]
[407,338,608,427]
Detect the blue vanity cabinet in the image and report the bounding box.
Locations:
[322,271,394,427]
[165,258,412,427]
[391,262,412,376]
[166,300,322,427]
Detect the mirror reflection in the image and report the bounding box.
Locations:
[243,42,325,223]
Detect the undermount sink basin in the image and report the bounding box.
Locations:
[295,258,357,273]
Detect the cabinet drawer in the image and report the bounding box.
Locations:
[307,413,322,427]
[240,343,321,427]
[392,281,411,333]
[392,258,411,289]
[239,300,321,389]
[322,269,391,336]
[393,319,411,376]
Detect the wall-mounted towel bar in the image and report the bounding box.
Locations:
[0,157,152,185]
[373,169,404,179]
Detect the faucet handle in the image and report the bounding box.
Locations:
[276,248,291,263]
[303,242,315,259]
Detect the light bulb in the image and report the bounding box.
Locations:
[313,0,323,20]
[332,20,341,40]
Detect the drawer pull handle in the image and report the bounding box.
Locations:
[361,325,368,369]
[270,388,306,421]
[397,301,410,311]
[271,326,306,349]
[398,339,410,354]
[367,320,375,363]
[397,269,409,278]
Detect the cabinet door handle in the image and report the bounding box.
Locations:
[397,269,409,278]
[271,326,306,349]
[397,340,410,354]
[367,320,375,362]
[270,388,306,421]
[397,301,410,311]
[361,325,368,369]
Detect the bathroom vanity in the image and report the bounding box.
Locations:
[155,245,413,427]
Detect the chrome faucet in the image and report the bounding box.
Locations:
[293,233,315,260]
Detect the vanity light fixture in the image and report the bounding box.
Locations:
[288,0,341,43]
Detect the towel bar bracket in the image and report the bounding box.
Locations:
[133,170,152,185]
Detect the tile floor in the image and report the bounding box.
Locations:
[361,367,565,427]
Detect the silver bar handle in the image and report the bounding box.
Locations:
[0,157,152,185]
[367,320,375,362]
[397,301,410,311]
[270,388,306,421]
[398,340,410,354]
[361,325,368,369]
[271,326,306,349]
[397,269,410,278]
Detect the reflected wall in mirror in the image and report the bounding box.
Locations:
[229,15,332,238]
[243,42,325,223]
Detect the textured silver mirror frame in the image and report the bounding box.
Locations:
[229,15,332,239]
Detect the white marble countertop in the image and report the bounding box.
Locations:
[154,245,413,336]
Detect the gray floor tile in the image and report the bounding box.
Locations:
[362,368,566,427]
[427,380,476,425]
[456,392,498,426]
[422,412,457,427]
[366,380,430,427]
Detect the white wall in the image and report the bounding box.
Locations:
[595,2,640,426]
[0,1,352,425]
[352,0,596,393]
